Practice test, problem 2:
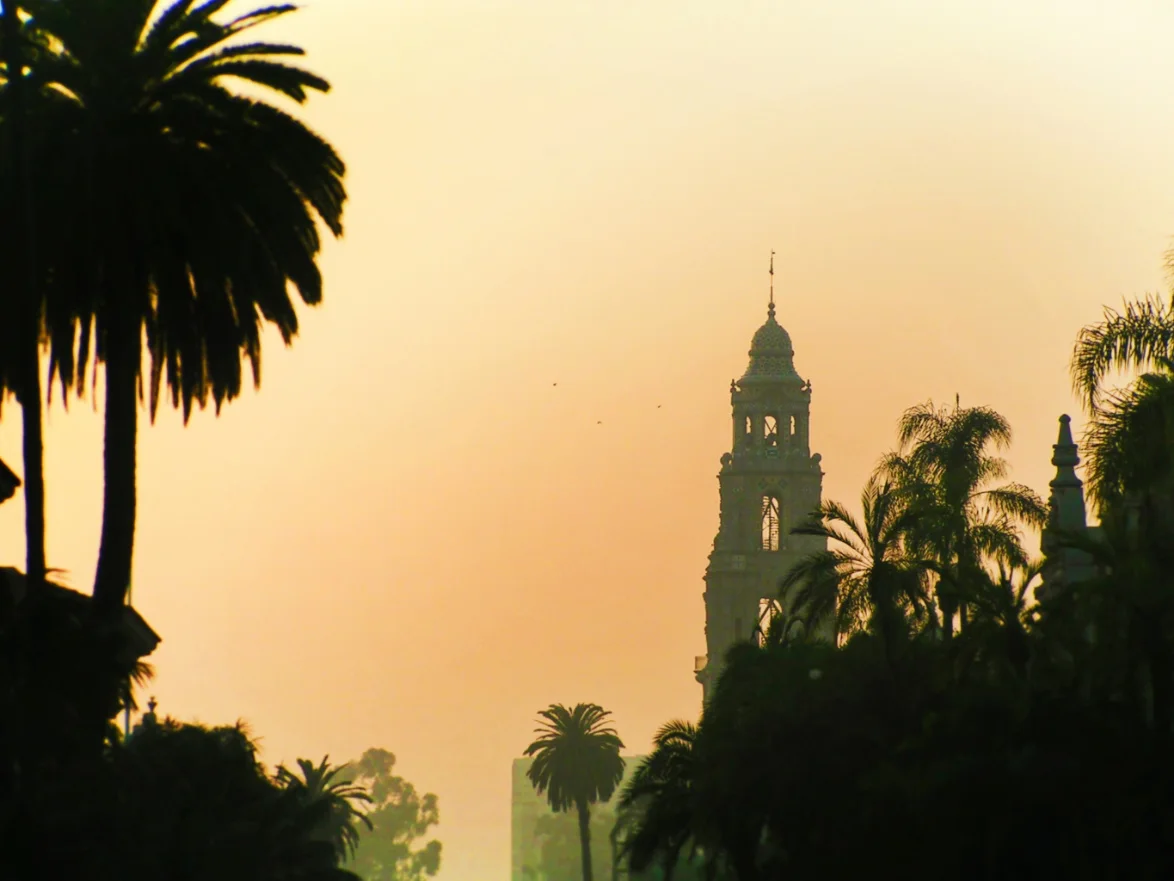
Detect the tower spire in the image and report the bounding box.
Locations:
[1039,414,1094,599]
[768,250,776,318]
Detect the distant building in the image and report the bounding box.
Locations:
[695,291,829,703]
[511,754,646,881]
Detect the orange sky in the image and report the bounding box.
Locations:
[3,1,1174,878]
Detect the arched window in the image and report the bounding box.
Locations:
[763,415,778,447]
[761,494,781,551]
[744,415,753,436]
[789,415,797,436]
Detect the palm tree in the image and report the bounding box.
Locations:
[955,558,1044,681]
[0,0,57,589]
[23,0,346,614]
[783,476,936,660]
[616,720,698,881]
[275,756,374,863]
[524,703,626,881]
[877,401,1047,638]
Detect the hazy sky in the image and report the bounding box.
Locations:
[3,1,1174,878]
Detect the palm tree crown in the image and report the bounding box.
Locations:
[784,477,934,646]
[275,756,373,862]
[877,401,1046,636]
[21,0,346,612]
[524,703,626,813]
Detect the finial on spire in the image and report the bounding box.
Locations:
[768,250,776,318]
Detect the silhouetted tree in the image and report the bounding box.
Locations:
[877,401,1046,637]
[953,558,1043,683]
[7,712,365,881]
[1070,304,1174,525]
[340,747,443,881]
[1084,366,1174,521]
[276,756,374,862]
[615,721,698,881]
[1071,287,1174,413]
[525,703,626,881]
[23,0,346,615]
[784,476,936,662]
[0,0,49,588]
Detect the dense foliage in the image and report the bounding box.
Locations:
[2,710,370,880]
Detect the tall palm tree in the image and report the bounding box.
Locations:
[877,401,1046,638]
[783,476,936,659]
[24,0,346,614]
[275,756,374,863]
[616,720,698,881]
[0,0,55,589]
[524,703,626,881]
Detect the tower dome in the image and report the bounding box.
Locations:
[739,301,801,384]
[697,258,825,705]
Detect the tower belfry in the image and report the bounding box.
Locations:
[694,259,827,703]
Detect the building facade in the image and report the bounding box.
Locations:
[694,296,828,703]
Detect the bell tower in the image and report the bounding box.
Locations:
[695,256,826,703]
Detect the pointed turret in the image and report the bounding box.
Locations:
[1047,415,1088,534]
[1039,415,1095,599]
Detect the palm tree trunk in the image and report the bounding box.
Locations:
[92,312,138,615]
[577,800,594,881]
[0,0,46,591]
[19,340,45,588]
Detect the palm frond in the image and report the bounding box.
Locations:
[1082,367,1174,513]
[1071,294,1174,410]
